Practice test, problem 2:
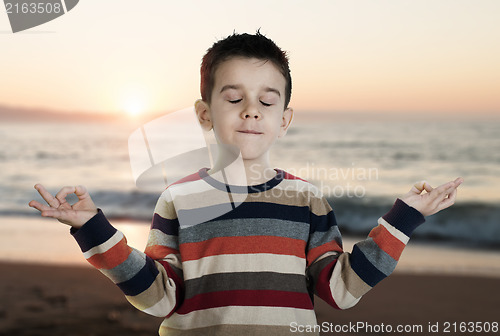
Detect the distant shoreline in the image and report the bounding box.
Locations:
[1,102,499,124]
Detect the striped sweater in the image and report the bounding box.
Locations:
[71,167,425,335]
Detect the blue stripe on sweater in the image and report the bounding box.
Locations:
[356,238,396,276]
[182,201,311,224]
[310,210,338,234]
[117,256,159,296]
[151,213,179,236]
[382,199,425,237]
[350,245,386,287]
[71,209,117,253]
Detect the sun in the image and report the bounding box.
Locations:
[123,96,146,117]
[119,84,151,118]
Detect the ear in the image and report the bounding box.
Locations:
[195,99,213,131]
[278,107,294,138]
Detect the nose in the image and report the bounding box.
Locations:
[240,103,261,120]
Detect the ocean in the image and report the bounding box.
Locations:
[1,112,499,249]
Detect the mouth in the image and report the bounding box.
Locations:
[237,130,263,135]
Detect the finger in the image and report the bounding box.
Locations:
[34,184,60,208]
[74,185,91,200]
[429,181,458,208]
[425,182,450,209]
[28,200,53,212]
[437,178,462,194]
[432,180,456,197]
[42,208,82,227]
[454,177,464,186]
[40,208,69,221]
[447,187,458,204]
[436,186,458,212]
[409,180,427,195]
[55,186,77,206]
[423,182,433,193]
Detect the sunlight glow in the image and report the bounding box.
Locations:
[120,84,149,117]
[124,97,145,117]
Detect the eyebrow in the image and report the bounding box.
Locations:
[219,84,281,97]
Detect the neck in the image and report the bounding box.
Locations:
[207,151,276,186]
[241,160,276,186]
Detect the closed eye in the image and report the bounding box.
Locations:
[260,101,272,107]
[229,99,242,104]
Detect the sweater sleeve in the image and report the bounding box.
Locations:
[305,197,425,310]
[70,191,183,318]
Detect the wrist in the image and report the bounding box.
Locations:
[382,199,426,237]
[399,197,426,216]
[70,208,102,233]
[81,209,99,226]
[70,209,117,253]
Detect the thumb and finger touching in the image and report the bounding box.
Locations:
[411,181,426,194]
[30,184,96,227]
[402,177,463,216]
[409,180,434,196]
[423,182,433,193]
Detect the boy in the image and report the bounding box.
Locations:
[29,31,463,335]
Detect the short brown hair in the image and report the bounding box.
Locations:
[200,30,292,109]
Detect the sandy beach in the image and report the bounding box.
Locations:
[1,216,500,335]
[1,262,499,336]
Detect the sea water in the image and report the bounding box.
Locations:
[1,113,499,247]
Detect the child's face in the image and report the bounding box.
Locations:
[196,57,293,162]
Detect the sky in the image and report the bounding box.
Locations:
[1,0,499,118]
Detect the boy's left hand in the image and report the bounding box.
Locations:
[400,177,464,217]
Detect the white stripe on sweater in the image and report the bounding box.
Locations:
[83,230,124,259]
[378,217,409,245]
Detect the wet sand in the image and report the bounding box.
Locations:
[2,216,499,335]
[1,261,499,336]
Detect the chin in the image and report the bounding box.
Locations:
[240,152,267,162]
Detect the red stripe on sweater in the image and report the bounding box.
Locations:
[307,241,343,266]
[157,260,184,318]
[369,225,405,261]
[314,259,340,310]
[144,245,179,260]
[180,236,307,261]
[176,290,313,315]
[87,237,132,270]
[282,171,309,182]
[166,171,202,189]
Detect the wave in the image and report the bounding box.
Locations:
[328,197,500,249]
[7,190,500,249]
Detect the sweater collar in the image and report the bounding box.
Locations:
[198,167,285,194]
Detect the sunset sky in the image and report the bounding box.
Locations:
[1,0,499,118]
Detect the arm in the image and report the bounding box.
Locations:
[29,184,183,317]
[306,177,463,310]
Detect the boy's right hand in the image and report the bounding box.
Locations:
[29,184,98,228]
